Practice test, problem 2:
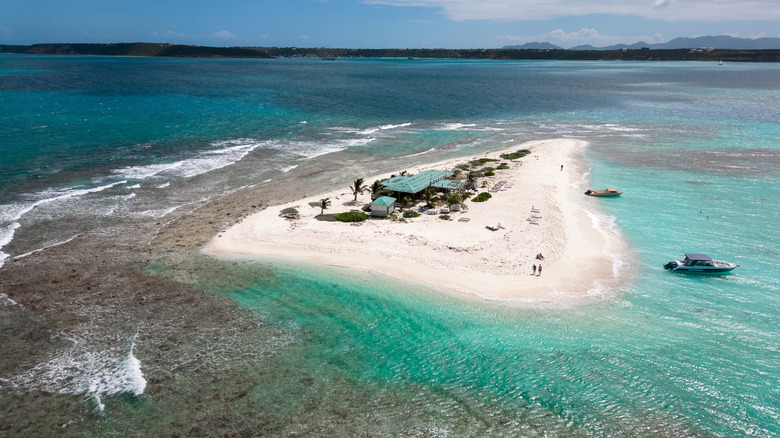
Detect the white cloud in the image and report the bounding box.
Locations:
[498,28,666,48]
[152,30,189,41]
[0,24,12,41]
[362,0,780,22]
[212,30,237,40]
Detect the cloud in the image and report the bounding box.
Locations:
[362,0,780,22]
[212,30,237,40]
[0,24,12,40]
[152,30,190,41]
[498,28,666,48]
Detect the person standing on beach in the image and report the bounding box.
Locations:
[538,264,542,276]
[532,264,537,275]
[560,164,563,171]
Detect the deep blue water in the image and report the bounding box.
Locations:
[1,55,778,436]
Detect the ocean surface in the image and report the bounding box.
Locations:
[1,55,779,436]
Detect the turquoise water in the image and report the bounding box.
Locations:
[1,56,779,436]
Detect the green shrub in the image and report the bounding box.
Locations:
[403,210,420,218]
[472,192,492,202]
[497,162,509,170]
[469,157,498,167]
[314,214,338,222]
[500,149,531,160]
[484,170,495,176]
[279,207,299,218]
[439,214,451,220]
[334,211,368,222]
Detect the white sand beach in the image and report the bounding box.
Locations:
[206,139,625,302]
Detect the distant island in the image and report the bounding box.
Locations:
[505,35,780,51]
[2,41,780,62]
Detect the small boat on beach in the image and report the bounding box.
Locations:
[585,188,622,197]
[663,253,738,274]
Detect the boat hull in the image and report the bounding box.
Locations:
[585,188,622,197]
[663,259,738,274]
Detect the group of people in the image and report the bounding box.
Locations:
[532,262,542,276]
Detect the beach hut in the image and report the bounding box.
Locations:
[371,196,396,217]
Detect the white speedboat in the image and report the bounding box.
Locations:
[663,253,738,273]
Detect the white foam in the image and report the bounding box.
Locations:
[437,123,476,131]
[5,333,147,411]
[114,139,264,181]
[0,180,127,224]
[399,148,436,159]
[0,222,20,269]
[13,233,81,261]
[126,184,141,189]
[1,292,22,307]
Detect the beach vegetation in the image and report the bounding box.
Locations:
[469,158,498,167]
[318,198,331,215]
[445,193,463,210]
[335,211,368,222]
[500,149,531,160]
[456,163,471,171]
[361,204,372,212]
[497,162,510,170]
[439,214,451,220]
[403,210,420,218]
[370,180,388,199]
[401,195,413,208]
[472,192,492,202]
[279,207,299,219]
[349,178,368,202]
[484,170,495,177]
[422,187,439,208]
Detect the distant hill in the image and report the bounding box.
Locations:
[0,43,273,58]
[3,42,780,62]
[503,42,564,50]
[505,35,780,51]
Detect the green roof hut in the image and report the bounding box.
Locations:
[370,196,396,217]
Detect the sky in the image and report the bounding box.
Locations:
[2,0,779,49]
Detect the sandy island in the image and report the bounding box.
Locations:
[206,139,625,302]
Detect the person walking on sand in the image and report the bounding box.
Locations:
[560,164,563,171]
[532,264,537,275]
[537,264,542,276]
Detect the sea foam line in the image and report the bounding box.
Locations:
[4,332,147,412]
[113,139,265,181]
[13,233,82,261]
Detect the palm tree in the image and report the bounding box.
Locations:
[370,180,384,199]
[446,193,462,210]
[349,177,368,202]
[401,195,412,208]
[319,197,331,215]
[423,187,438,208]
[467,171,478,189]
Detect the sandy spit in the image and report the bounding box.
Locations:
[206,139,627,303]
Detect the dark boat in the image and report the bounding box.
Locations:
[663,253,738,273]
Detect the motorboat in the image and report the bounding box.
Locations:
[663,253,738,273]
[585,188,622,197]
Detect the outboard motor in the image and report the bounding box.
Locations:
[663,261,678,270]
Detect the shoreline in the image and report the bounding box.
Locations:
[206,139,628,303]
